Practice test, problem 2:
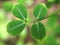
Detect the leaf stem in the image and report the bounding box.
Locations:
[40,13,56,21]
[26,14,55,23]
[26,20,37,22]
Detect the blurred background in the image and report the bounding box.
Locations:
[0,0,60,45]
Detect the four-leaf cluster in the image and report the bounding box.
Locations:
[6,3,47,41]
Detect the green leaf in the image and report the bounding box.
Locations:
[33,4,47,20]
[18,0,25,4]
[48,0,55,2]
[43,33,57,45]
[12,4,27,20]
[7,20,25,36]
[47,14,58,28]
[47,9,60,29]
[2,2,13,12]
[31,22,46,41]
[45,2,52,8]
[55,26,60,35]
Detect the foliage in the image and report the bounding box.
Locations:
[31,22,46,41]
[1,0,60,45]
[4,3,48,42]
[42,33,57,45]
[33,4,47,20]
[12,4,27,20]
[18,0,25,4]
[2,2,13,12]
[7,20,25,35]
[47,9,60,29]
[55,26,60,35]
[46,0,60,8]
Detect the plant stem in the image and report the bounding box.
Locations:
[27,14,55,23]
[27,20,36,22]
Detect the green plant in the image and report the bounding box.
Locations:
[4,2,60,43]
[46,0,60,8]
[4,3,47,42]
[2,2,13,12]
[18,0,25,4]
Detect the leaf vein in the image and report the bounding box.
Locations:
[10,23,24,31]
[37,6,43,19]
[17,7,25,20]
[36,23,40,38]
